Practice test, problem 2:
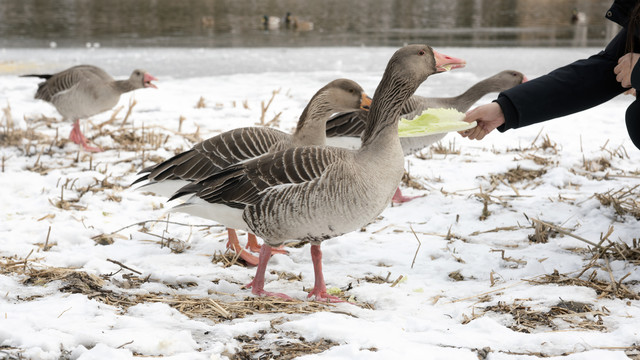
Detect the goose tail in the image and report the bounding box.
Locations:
[20,74,53,80]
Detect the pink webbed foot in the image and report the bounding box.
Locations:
[307,288,344,303]
[308,244,344,303]
[243,245,293,301]
[244,279,293,301]
[245,233,289,255]
[69,121,102,152]
[81,143,103,152]
[391,187,423,204]
[226,228,259,266]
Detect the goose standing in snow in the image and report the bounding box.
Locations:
[168,44,466,301]
[22,65,157,152]
[134,79,371,265]
[325,70,527,202]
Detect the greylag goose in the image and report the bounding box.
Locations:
[167,44,466,301]
[22,65,157,152]
[285,12,314,31]
[325,69,527,202]
[134,79,371,265]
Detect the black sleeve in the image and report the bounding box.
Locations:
[632,55,640,89]
[496,29,629,132]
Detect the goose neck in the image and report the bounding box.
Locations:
[292,93,334,146]
[360,74,417,148]
[113,80,138,94]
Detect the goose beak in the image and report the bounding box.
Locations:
[433,50,466,73]
[360,93,372,111]
[144,72,158,89]
[521,75,529,83]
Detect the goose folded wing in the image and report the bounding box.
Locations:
[135,127,289,184]
[172,145,349,208]
[325,110,367,137]
[35,70,85,101]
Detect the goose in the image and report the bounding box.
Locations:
[262,15,281,31]
[167,44,466,301]
[325,69,527,202]
[285,12,314,31]
[22,65,157,152]
[133,79,371,265]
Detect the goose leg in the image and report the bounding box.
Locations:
[244,245,292,300]
[69,119,102,152]
[246,233,289,255]
[391,187,422,204]
[226,228,259,266]
[245,233,262,252]
[307,244,343,303]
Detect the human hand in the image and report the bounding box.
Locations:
[614,52,640,88]
[460,102,505,140]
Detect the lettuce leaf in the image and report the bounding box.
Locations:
[398,108,476,137]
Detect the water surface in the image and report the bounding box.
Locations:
[0,0,618,48]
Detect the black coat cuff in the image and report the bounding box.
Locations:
[631,57,640,90]
[494,95,519,132]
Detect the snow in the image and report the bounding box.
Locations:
[1,46,639,360]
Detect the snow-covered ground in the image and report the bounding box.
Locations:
[1,46,639,360]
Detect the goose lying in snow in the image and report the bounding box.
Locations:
[324,69,527,203]
[168,45,466,302]
[133,79,371,266]
[22,65,157,152]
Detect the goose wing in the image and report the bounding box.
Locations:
[325,110,367,137]
[35,65,112,101]
[173,145,350,209]
[134,127,290,185]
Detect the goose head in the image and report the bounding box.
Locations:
[129,69,158,89]
[491,69,528,88]
[382,45,466,91]
[294,79,371,141]
[320,78,371,113]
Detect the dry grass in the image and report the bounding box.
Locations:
[481,166,547,192]
[477,299,608,333]
[232,330,337,360]
[595,185,640,219]
[1,104,53,150]
[195,96,206,109]
[15,264,340,323]
[595,238,640,265]
[527,269,640,301]
[430,139,460,155]
[400,169,426,191]
[257,89,282,127]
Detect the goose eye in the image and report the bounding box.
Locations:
[418,50,425,56]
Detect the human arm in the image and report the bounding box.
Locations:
[462,30,629,140]
[460,102,505,140]
[614,52,640,89]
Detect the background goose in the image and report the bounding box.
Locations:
[22,65,157,152]
[168,44,466,302]
[262,15,281,31]
[325,69,527,202]
[134,79,371,265]
[285,12,314,31]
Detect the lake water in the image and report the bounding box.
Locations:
[0,0,620,48]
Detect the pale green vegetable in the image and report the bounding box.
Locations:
[327,287,342,295]
[398,108,477,137]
